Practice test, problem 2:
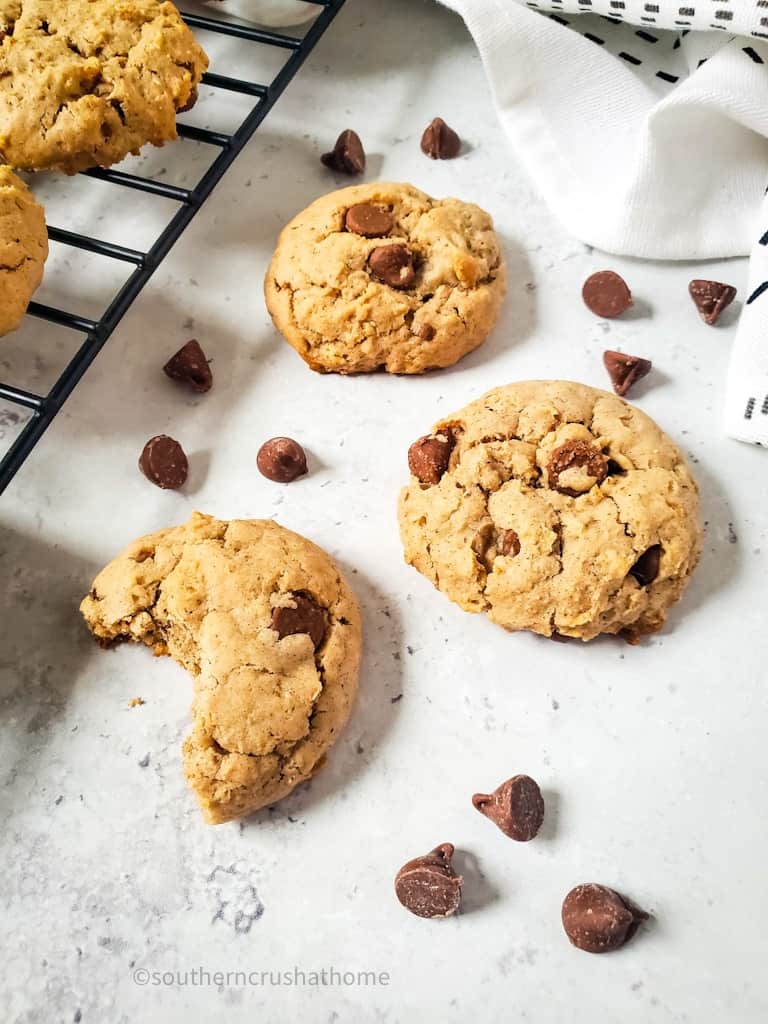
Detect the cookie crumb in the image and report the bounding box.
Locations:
[128,697,145,708]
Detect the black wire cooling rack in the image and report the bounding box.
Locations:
[0,0,346,495]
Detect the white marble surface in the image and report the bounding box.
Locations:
[2,1,767,1022]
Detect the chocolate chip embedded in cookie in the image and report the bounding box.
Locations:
[547,439,608,496]
[472,775,545,841]
[264,182,506,374]
[0,0,208,174]
[408,431,456,485]
[395,844,463,918]
[79,513,362,823]
[398,381,702,642]
[368,244,416,289]
[0,167,48,338]
[270,592,327,650]
[345,204,393,237]
[629,545,661,586]
[562,884,648,953]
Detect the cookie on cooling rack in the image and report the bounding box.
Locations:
[80,512,362,824]
[0,166,48,337]
[398,381,702,642]
[0,0,209,174]
[264,182,506,374]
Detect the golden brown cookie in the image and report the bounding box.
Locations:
[264,182,506,374]
[398,381,702,642]
[0,166,47,337]
[80,512,362,823]
[0,0,208,174]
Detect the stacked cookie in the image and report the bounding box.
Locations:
[0,0,209,336]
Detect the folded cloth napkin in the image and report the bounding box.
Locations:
[440,0,768,445]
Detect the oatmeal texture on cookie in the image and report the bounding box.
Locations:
[0,0,208,173]
[80,512,362,823]
[0,166,47,336]
[264,181,506,374]
[398,381,702,642]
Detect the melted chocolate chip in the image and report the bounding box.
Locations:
[603,350,652,397]
[408,431,455,486]
[270,593,327,650]
[498,529,521,557]
[368,244,416,289]
[582,271,633,318]
[562,884,648,953]
[345,203,393,237]
[547,440,608,496]
[629,545,662,586]
[163,339,213,393]
[257,437,308,483]
[689,279,737,325]
[177,87,198,114]
[420,117,461,159]
[139,435,188,490]
[321,129,365,175]
[394,843,463,919]
[472,774,544,841]
[416,323,435,341]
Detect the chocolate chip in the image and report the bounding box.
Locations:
[689,279,737,325]
[257,437,308,483]
[629,545,661,586]
[420,117,461,160]
[321,129,365,175]
[270,593,327,649]
[177,87,198,114]
[344,203,393,237]
[163,339,213,393]
[549,632,571,643]
[562,884,648,953]
[498,529,521,557]
[408,430,455,485]
[603,350,652,397]
[394,843,463,919]
[548,440,608,496]
[416,323,435,341]
[472,774,544,841]
[582,271,633,318]
[139,435,188,490]
[368,244,416,289]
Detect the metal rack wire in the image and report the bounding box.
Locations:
[0,0,346,495]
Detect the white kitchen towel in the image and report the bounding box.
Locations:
[440,0,768,444]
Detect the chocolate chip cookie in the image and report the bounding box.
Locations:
[0,166,47,337]
[398,381,702,642]
[0,0,208,174]
[80,512,361,823]
[264,182,506,374]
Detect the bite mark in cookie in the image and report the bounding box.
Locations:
[80,513,362,823]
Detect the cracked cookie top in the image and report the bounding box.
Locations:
[398,381,702,642]
[264,181,506,374]
[0,0,208,173]
[0,166,47,337]
[80,512,362,823]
